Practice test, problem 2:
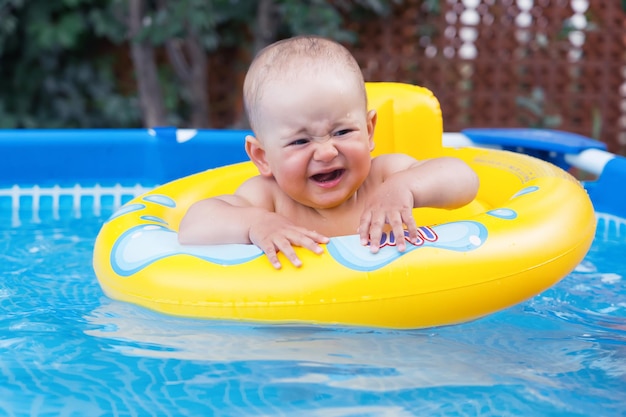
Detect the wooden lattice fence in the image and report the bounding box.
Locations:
[347,0,626,154]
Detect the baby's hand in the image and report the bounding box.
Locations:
[358,179,419,253]
[249,213,329,269]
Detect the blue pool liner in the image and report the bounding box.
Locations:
[0,127,249,186]
[584,155,626,219]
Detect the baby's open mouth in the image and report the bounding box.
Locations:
[311,169,345,183]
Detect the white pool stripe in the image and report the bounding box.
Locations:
[0,184,154,226]
[596,212,626,241]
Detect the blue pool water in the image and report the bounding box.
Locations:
[1,205,625,416]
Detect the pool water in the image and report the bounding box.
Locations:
[1,210,625,416]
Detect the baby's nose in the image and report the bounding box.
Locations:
[313,139,339,161]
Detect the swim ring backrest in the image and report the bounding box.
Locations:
[365,82,443,160]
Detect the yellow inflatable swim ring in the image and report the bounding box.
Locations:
[93,83,596,329]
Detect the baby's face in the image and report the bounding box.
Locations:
[254,70,375,210]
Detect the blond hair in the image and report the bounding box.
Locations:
[243,36,366,132]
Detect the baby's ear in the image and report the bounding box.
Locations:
[245,135,272,176]
[367,109,377,152]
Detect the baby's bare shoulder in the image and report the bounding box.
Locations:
[370,153,421,176]
[237,175,274,191]
[235,175,280,209]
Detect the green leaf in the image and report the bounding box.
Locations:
[56,12,85,49]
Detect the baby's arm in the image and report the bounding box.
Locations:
[360,154,479,253]
[178,180,328,269]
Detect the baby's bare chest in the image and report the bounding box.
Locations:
[304,212,361,237]
[277,201,364,237]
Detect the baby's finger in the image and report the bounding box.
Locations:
[358,211,373,245]
[273,238,303,268]
[288,229,326,256]
[403,210,419,244]
[303,229,330,246]
[367,213,387,253]
[387,212,407,252]
[261,244,283,270]
[299,238,325,256]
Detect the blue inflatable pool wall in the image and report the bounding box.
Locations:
[0,127,249,187]
[1,127,625,219]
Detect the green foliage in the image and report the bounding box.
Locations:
[27,7,84,50]
[119,0,255,49]
[0,0,140,128]
[278,0,356,42]
[275,0,399,43]
[0,0,401,128]
[0,0,23,56]
[88,0,127,44]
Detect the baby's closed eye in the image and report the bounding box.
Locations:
[333,129,353,137]
[288,138,310,146]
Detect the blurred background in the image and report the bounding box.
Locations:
[1,0,624,154]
